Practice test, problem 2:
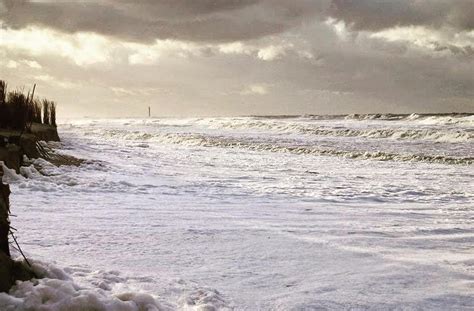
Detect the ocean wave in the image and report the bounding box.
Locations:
[250,113,474,125]
[105,132,472,165]
[201,120,472,143]
[194,137,472,165]
[302,128,471,142]
[64,114,474,143]
[344,113,474,125]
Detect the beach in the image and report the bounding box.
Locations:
[2,114,472,309]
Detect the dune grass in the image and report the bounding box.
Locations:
[0,80,57,131]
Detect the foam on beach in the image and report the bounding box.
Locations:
[0,258,232,311]
[0,259,163,311]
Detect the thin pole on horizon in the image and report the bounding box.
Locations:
[148,106,151,118]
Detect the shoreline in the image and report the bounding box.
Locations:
[0,124,166,311]
[0,124,60,292]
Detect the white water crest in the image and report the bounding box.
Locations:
[3,114,474,310]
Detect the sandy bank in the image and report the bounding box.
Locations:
[0,123,60,173]
[0,167,35,293]
[0,123,61,292]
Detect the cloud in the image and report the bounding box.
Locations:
[2,0,473,45]
[241,84,269,95]
[0,24,319,68]
[0,0,329,43]
[257,45,288,61]
[33,74,78,89]
[5,59,41,69]
[0,26,114,66]
[328,0,474,32]
[1,0,473,116]
[370,26,474,58]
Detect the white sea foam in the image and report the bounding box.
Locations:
[0,259,166,311]
[76,129,472,165]
[200,118,473,143]
[4,115,474,309]
[0,258,232,311]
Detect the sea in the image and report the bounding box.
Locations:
[1,113,473,310]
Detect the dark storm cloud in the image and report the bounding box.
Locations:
[0,0,329,42]
[2,0,473,44]
[329,0,474,31]
[432,43,474,58]
[1,0,473,115]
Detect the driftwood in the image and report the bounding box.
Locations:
[9,230,34,271]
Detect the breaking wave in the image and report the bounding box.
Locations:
[165,113,474,144]
[197,119,472,143]
[100,131,473,165]
[251,113,474,125]
[63,113,473,166]
[166,135,473,165]
[343,113,474,124]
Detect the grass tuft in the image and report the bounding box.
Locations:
[0,80,58,130]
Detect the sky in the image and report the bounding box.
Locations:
[0,0,473,117]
